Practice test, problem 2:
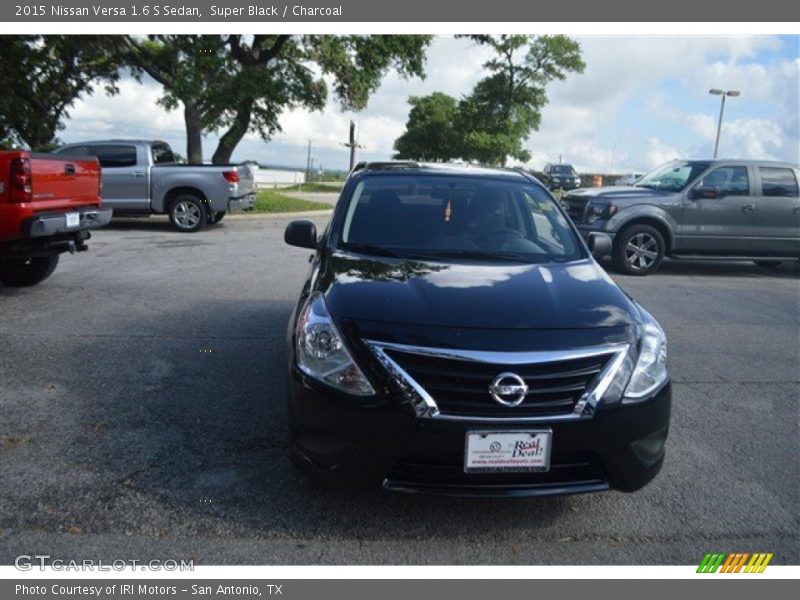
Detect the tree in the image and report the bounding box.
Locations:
[393,92,460,161]
[0,36,119,150]
[118,35,227,164]
[121,35,432,164]
[457,35,585,165]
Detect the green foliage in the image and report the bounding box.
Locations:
[393,92,460,161]
[285,182,343,193]
[394,35,585,166]
[121,35,432,164]
[0,36,119,150]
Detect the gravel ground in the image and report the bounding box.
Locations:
[1,214,797,565]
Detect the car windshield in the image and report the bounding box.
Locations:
[634,161,711,192]
[551,165,575,174]
[336,175,583,263]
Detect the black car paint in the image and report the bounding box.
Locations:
[285,166,670,496]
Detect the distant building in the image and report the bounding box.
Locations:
[248,163,306,188]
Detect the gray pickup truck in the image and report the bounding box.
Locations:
[563,159,800,275]
[55,140,256,232]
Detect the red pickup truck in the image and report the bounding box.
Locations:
[0,150,112,286]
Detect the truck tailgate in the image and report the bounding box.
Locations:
[28,153,102,211]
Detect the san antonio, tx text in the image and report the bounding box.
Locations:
[23,4,344,17]
[16,584,281,596]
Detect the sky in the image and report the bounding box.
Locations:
[61,34,800,174]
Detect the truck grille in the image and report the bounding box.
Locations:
[383,347,615,419]
[562,194,589,222]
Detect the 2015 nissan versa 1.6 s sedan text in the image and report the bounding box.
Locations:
[283,162,671,497]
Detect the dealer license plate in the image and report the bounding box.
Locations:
[464,430,552,473]
[65,212,79,228]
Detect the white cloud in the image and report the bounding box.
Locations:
[644,137,682,167]
[685,114,786,160]
[66,77,184,140]
[58,35,797,171]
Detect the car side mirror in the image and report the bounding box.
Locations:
[284,220,317,249]
[691,186,719,200]
[587,232,612,260]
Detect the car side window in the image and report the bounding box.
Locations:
[86,145,138,168]
[151,144,176,164]
[697,166,750,197]
[759,167,799,198]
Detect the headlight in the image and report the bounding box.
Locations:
[295,293,375,396]
[575,178,582,186]
[624,307,668,401]
[586,202,618,223]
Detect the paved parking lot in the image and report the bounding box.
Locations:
[1,214,798,565]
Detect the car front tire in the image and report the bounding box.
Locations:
[0,254,60,287]
[612,224,665,276]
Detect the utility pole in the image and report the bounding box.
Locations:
[305,138,312,183]
[709,89,740,158]
[343,120,363,171]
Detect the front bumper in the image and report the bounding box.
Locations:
[575,223,617,243]
[288,369,671,497]
[24,206,113,238]
[228,193,256,213]
[550,180,581,190]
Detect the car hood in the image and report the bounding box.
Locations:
[566,186,676,203]
[321,252,639,330]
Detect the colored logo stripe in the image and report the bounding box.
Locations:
[697,553,726,573]
[697,552,773,573]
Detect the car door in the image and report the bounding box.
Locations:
[752,166,800,256]
[88,144,150,212]
[680,165,756,254]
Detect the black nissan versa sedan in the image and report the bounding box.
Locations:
[283,162,671,497]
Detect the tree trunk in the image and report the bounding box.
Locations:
[183,100,203,164]
[211,100,252,164]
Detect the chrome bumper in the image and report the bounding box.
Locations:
[24,207,113,238]
[228,193,256,212]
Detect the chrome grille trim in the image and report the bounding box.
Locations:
[366,340,630,422]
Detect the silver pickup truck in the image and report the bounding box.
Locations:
[55,140,256,232]
[563,159,800,275]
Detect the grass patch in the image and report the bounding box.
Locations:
[283,182,344,193]
[254,189,331,213]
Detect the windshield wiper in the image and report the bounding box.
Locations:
[425,249,535,263]
[341,243,404,258]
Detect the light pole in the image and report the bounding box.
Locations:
[709,89,740,158]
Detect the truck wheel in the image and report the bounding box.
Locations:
[0,255,60,287]
[168,194,207,233]
[612,224,665,276]
[209,211,226,224]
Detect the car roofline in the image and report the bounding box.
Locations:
[348,160,540,183]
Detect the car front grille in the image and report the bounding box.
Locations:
[562,195,589,222]
[382,347,616,419]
